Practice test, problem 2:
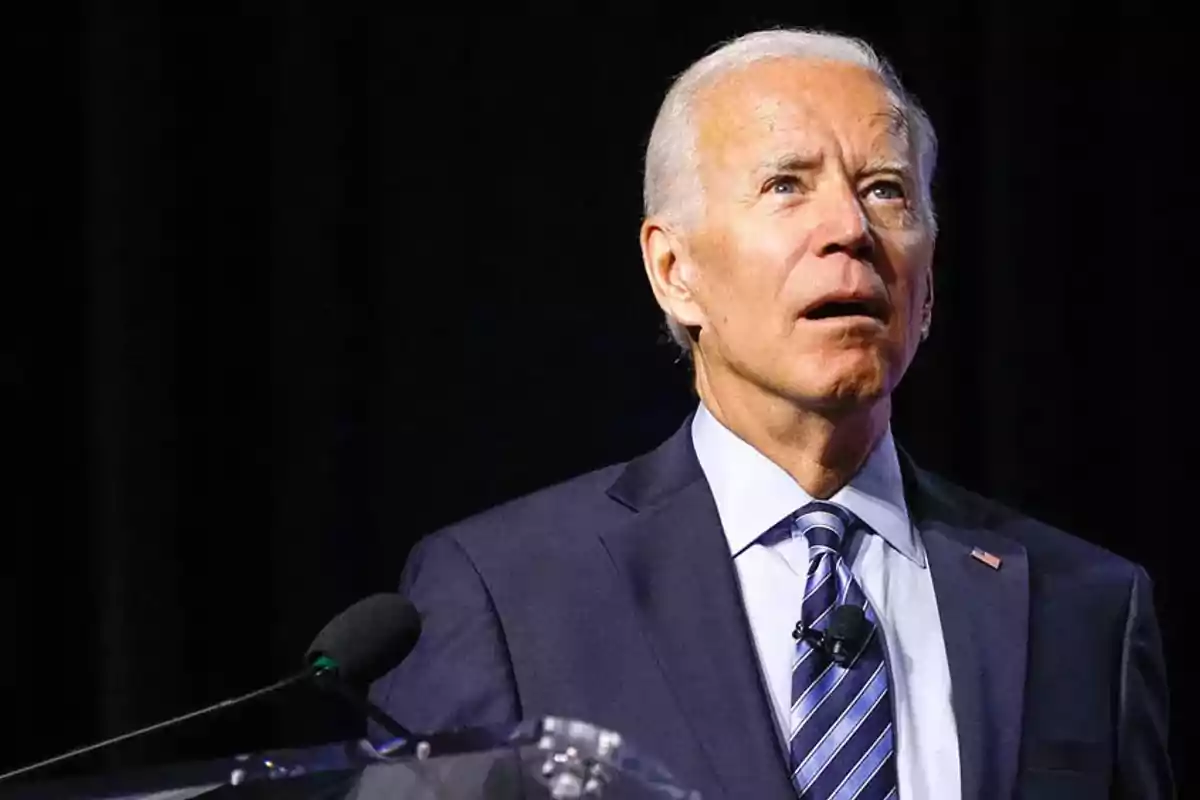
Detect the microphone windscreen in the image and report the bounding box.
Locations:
[305,593,421,685]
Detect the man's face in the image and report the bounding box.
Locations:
[667,58,934,414]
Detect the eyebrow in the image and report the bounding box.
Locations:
[860,158,912,176]
[756,152,824,175]
[756,152,912,178]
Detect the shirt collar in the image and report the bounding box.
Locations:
[690,402,925,567]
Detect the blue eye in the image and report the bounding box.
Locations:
[865,181,906,201]
[767,176,801,194]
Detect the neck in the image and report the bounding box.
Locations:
[694,364,890,499]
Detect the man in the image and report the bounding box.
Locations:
[370,29,1173,799]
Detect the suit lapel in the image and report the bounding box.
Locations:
[600,420,796,800]
[902,455,1030,800]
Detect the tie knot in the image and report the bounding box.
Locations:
[793,501,852,553]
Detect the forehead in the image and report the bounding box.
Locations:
[692,57,912,172]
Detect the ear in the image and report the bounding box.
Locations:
[639,216,707,331]
[920,267,935,339]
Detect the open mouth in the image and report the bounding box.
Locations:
[803,298,888,322]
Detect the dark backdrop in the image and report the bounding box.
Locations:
[9,3,1194,794]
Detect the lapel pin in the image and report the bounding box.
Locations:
[971,547,1002,570]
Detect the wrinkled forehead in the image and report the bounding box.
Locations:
[692,58,915,175]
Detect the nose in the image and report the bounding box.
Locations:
[813,181,874,261]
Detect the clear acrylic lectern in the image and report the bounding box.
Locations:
[2,717,702,800]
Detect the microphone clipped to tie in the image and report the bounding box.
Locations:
[792,605,872,667]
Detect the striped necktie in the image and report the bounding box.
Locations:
[788,501,898,799]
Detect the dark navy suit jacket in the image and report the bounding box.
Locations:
[370,417,1173,799]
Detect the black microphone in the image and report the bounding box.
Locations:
[791,605,871,666]
[0,593,422,785]
[304,592,421,742]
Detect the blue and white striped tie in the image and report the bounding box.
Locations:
[789,501,897,799]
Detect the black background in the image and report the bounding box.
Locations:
[8,3,1195,795]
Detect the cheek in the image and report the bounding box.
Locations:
[880,237,933,318]
[696,221,797,319]
[725,222,806,308]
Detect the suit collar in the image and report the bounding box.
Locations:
[605,413,702,512]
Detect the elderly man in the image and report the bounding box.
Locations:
[370,29,1173,799]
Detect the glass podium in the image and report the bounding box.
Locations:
[2,717,701,800]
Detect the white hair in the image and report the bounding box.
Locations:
[643,28,939,352]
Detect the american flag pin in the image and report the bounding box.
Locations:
[971,547,1002,570]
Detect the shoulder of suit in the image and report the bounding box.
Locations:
[414,460,634,558]
[914,465,1145,582]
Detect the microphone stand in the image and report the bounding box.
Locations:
[309,657,414,742]
[0,657,415,785]
[0,670,312,784]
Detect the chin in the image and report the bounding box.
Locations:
[807,381,888,414]
[787,356,894,412]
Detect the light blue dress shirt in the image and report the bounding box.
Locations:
[691,403,962,799]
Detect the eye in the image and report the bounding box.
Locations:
[863,179,907,202]
[764,175,803,195]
